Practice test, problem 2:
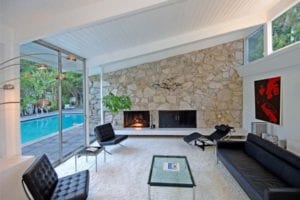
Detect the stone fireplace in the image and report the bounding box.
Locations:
[89,40,243,131]
[124,111,150,128]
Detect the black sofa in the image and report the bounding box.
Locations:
[217,133,300,200]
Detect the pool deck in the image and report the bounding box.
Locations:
[21,109,95,164]
[22,125,96,164]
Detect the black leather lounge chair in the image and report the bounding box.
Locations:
[22,154,89,200]
[94,123,128,154]
[183,124,234,151]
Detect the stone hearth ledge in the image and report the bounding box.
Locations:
[115,127,247,136]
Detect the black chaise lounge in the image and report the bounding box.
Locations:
[94,123,128,154]
[22,154,89,200]
[183,124,234,150]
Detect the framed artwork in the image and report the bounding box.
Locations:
[254,76,281,125]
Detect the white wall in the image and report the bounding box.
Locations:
[0,156,34,199]
[242,45,300,155]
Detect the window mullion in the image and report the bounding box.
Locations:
[264,21,273,56]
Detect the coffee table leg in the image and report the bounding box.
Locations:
[95,155,98,172]
[148,185,151,200]
[193,187,195,200]
[104,148,106,163]
[75,155,77,172]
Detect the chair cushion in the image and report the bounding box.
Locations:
[51,170,89,200]
[183,132,201,143]
[22,154,58,200]
[94,123,115,142]
[99,135,128,146]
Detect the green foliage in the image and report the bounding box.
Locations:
[61,72,83,107]
[273,3,300,50]
[20,59,83,115]
[102,92,132,115]
[20,59,58,113]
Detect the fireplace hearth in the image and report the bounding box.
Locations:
[124,111,150,128]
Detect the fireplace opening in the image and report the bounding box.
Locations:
[159,110,196,128]
[124,111,150,128]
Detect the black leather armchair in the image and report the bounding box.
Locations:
[94,123,128,154]
[22,154,89,200]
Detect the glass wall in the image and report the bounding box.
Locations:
[61,52,85,158]
[20,41,87,165]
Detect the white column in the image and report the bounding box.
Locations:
[0,41,21,158]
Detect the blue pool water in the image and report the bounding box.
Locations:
[21,113,84,144]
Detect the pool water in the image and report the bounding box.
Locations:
[21,113,84,144]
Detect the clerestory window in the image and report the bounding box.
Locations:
[245,26,264,63]
[272,3,300,51]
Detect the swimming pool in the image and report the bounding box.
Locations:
[21,113,84,144]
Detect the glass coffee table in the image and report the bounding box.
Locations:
[147,155,196,200]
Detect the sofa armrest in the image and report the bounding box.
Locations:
[217,140,245,149]
[264,188,300,200]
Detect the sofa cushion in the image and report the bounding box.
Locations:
[247,134,300,168]
[218,149,288,199]
[246,134,300,187]
[281,164,300,188]
[245,141,285,179]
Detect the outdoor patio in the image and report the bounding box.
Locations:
[21,109,95,164]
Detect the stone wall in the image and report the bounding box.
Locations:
[89,39,244,129]
[89,75,101,133]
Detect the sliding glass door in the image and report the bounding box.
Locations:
[61,52,85,158]
[20,41,87,165]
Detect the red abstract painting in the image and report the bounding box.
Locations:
[255,76,281,125]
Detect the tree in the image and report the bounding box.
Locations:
[273,3,300,50]
[102,92,132,125]
[20,59,57,115]
[61,72,83,107]
[20,59,83,115]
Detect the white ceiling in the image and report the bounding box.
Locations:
[45,0,272,58]
[23,0,296,74]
